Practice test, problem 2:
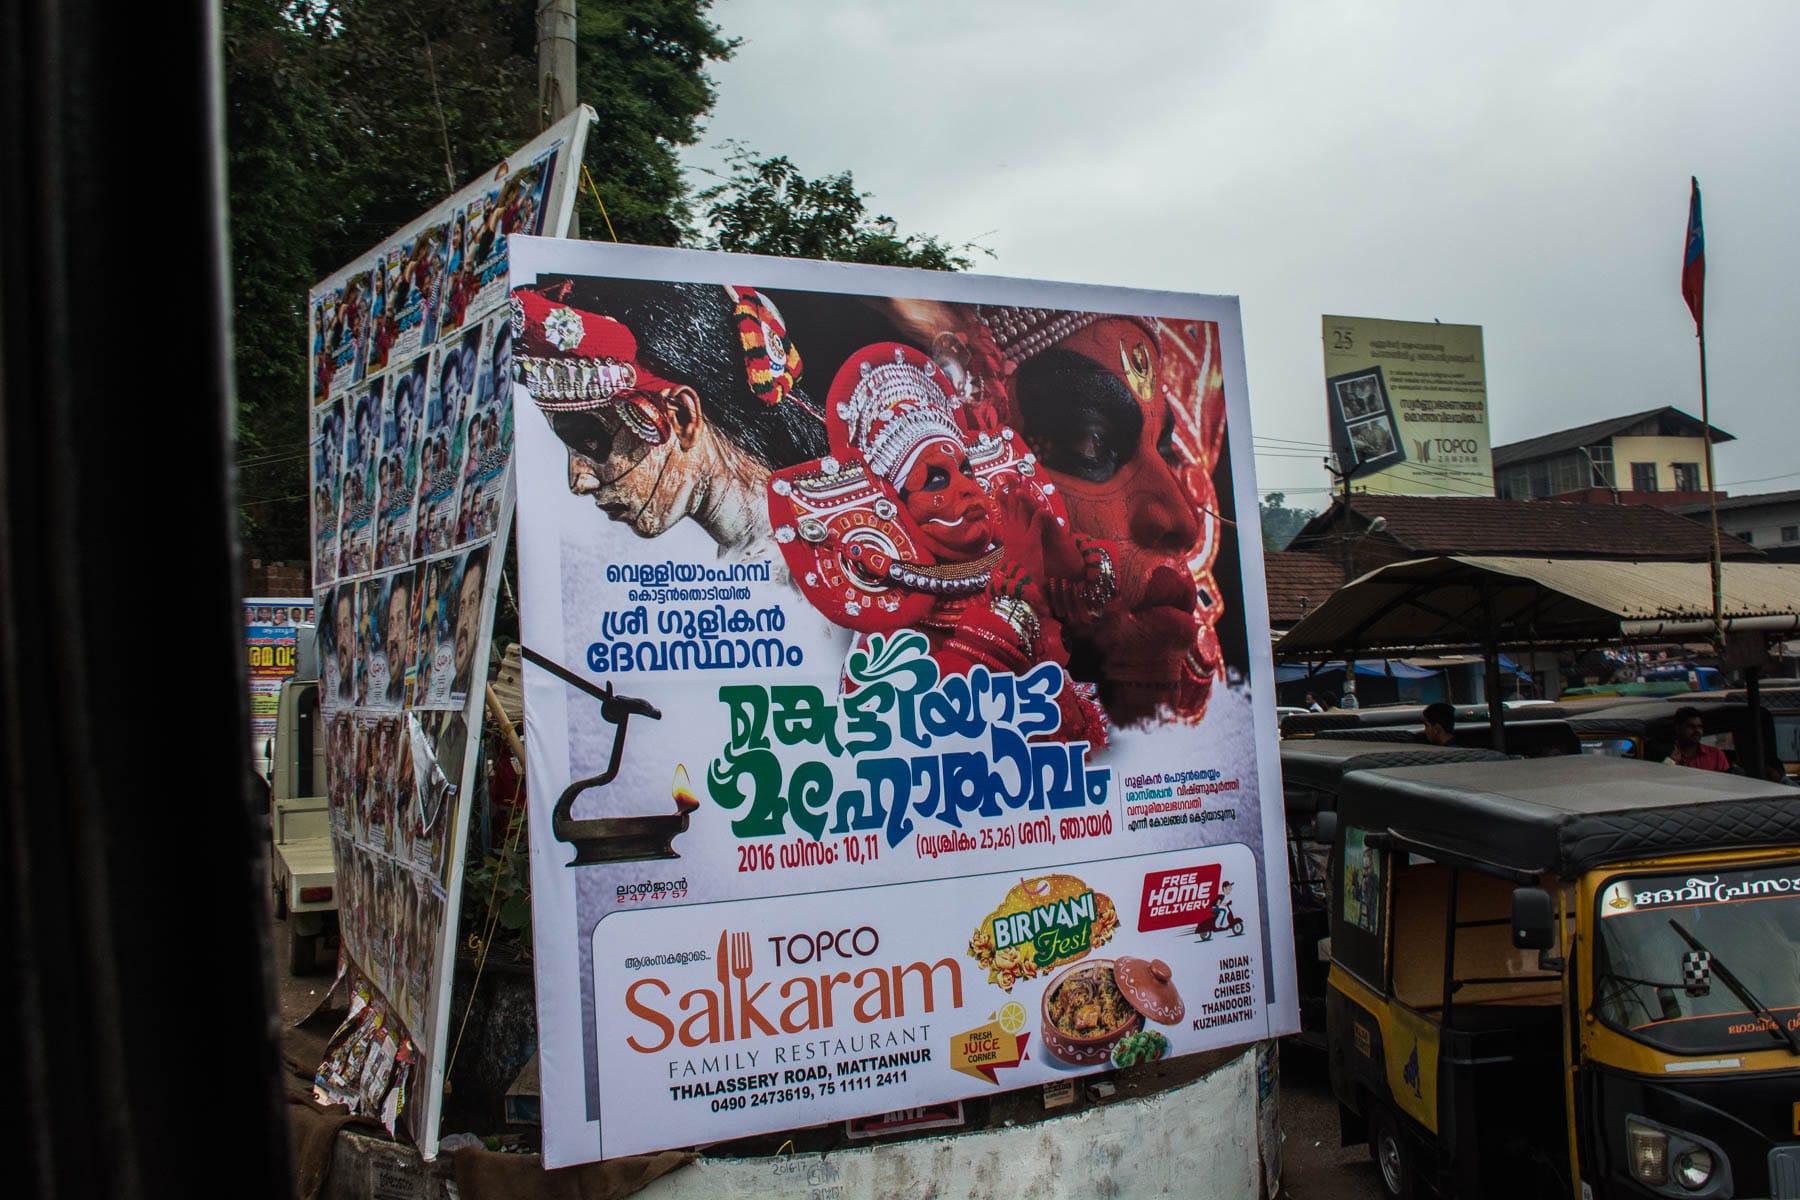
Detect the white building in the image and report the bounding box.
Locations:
[1673,489,1800,556]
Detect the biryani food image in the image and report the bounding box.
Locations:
[1040,954,1186,1066]
[1043,962,1137,1041]
[966,874,1120,992]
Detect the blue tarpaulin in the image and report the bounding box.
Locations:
[1275,660,1440,683]
[1276,656,1531,684]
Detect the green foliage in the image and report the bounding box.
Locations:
[463,805,533,960]
[1259,492,1317,553]
[698,143,986,269]
[575,0,736,245]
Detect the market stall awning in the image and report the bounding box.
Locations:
[1276,556,1800,657]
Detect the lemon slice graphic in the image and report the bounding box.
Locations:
[998,1001,1028,1034]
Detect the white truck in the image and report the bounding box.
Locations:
[266,624,338,973]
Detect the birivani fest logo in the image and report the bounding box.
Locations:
[966,873,1120,992]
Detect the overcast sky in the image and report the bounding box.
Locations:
[686,0,1799,508]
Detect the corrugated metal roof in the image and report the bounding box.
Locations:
[1670,488,1800,515]
[1474,556,1800,619]
[1275,556,1800,655]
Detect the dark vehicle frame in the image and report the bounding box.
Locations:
[1279,739,1509,1049]
[1322,755,1800,1198]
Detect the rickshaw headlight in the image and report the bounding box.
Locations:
[1673,1147,1714,1190]
[1626,1119,1669,1185]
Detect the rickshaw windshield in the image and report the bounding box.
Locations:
[1593,862,1800,1056]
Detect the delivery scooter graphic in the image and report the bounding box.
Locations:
[522,645,690,864]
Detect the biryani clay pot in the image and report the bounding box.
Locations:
[1039,956,1186,1067]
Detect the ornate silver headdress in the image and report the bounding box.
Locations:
[836,347,962,483]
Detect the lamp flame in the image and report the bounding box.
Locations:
[672,764,698,815]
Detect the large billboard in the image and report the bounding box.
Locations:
[509,240,1296,1165]
[305,106,591,1156]
[1321,315,1491,496]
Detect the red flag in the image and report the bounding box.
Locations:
[1682,177,1705,331]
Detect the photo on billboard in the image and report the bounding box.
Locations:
[1326,366,1404,477]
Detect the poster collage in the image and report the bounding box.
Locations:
[304,111,590,1152]
[507,240,1294,1164]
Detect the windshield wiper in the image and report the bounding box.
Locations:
[1668,918,1800,1056]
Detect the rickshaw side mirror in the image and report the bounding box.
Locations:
[1511,887,1557,950]
[1311,811,1338,844]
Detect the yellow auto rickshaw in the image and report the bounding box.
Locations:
[1320,754,1800,1198]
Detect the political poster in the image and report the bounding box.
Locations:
[508,240,1295,1166]
[1321,315,1492,496]
[304,105,592,1156]
[244,597,314,747]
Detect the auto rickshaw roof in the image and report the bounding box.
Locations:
[1300,719,1581,756]
[1566,697,1772,734]
[1726,687,1800,710]
[1280,702,1573,737]
[1281,739,1509,806]
[1336,755,1800,878]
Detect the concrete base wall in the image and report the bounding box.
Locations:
[639,1049,1258,1200]
[320,1048,1262,1200]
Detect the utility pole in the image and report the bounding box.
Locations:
[538,0,579,233]
[538,0,577,128]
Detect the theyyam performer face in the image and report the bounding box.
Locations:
[900,439,994,561]
[510,280,826,557]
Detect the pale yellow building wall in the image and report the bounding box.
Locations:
[1611,434,1716,491]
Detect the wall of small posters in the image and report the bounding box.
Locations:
[305,106,592,1156]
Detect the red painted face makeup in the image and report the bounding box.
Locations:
[901,439,994,562]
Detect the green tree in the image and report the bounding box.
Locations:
[575,0,737,245]
[697,143,984,269]
[226,1,346,563]
[1259,492,1317,552]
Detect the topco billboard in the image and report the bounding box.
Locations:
[1322,314,1492,496]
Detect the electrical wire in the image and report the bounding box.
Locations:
[581,164,619,243]
[1719,468,1800,488]
[237,451,312,471]
[238,491,310,509]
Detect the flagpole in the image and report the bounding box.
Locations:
[1700,326,1723,646]
[1684,175,1723,645]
